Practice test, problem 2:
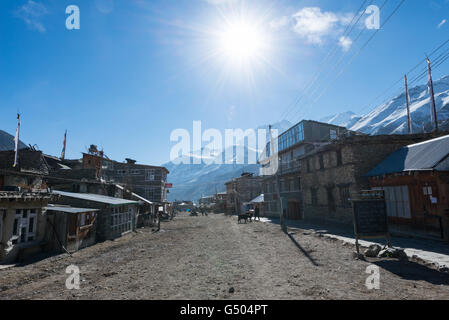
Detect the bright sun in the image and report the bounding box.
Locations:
[219,21,264,62]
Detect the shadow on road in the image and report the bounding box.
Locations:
[287,232,320,267]
[373,260,449,285]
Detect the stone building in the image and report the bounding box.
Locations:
[82,151,169,204]
[299,133,444,227]
[225,173,263,214]
[0,192,52,263]
[0,149,53,263]
[260,120,349,219]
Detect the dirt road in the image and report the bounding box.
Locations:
[1,213,448,300]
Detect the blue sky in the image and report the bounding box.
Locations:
[1,0,449,166]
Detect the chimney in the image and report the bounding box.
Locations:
[125,158,136,164]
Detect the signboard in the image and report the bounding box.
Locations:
[352,190,391,255]
[353,200,388,237]
[165,183,173,188]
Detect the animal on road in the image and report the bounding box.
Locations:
[238,214,249,224]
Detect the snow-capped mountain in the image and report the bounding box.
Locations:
[321,75,449,135]
[320,111,362,128]
[351,76,449,134]
[166,76,449,201]
[164,120,292,201]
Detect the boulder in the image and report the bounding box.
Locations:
[364,244,382,257]
[378,247,407,260]
[438,266,449,273]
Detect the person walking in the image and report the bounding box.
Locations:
[254,205,260,221]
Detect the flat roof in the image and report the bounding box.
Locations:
[46,205,99,214]
[82,153,169,173]
[53,190,139,206]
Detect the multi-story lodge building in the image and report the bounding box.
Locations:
[260,120,349,219]
[299,133,434,227]
[225,173,263,214]
[82,150,170,204]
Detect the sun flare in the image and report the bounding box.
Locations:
[219,21,264,63]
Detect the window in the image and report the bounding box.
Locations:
[336,150,343,166]
[145,169,156,181]
[327,187,336,212]
[319,154,324,170]
[278,123,304,152]
[423,186,432,195]
[384,186,411,218]
[330,130,337,140]
[131,169,141,175]
[145,187,160,201]
[116,169,127,175]
[295,178,301,191]
[110,206,133,234]
[0,209,4,242]
[12,209,38,244]
[339,186,351,208]
[80,213,86,226]
[311,188,318,206]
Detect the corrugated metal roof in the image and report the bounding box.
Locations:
[250,194,264,203]
[114,184,153,205]
[0,130,27,151]
[53,190,139,206]
[367,134,449,176]
[45,205,99,214]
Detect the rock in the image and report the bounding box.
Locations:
[378,247,407,260]
[364,244,382,257]
[438,266,449,273]
[229,287,235,294]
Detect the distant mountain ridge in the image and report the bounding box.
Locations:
[320,111,362,129]
[164,120,292,201]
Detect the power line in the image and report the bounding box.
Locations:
[279,0,373,122]
[355,49,449,127]
[356,36,449,117]
[310,0,404,109]
[289,0,397,124]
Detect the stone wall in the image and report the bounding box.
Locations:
[300,134,438,226]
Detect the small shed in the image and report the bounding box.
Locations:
[45,205,99,253]
[53,190,140,241]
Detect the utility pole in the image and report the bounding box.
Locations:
[233,181,239,215]
[427,58,439,132]
[269,125,286,233]
[404,75,412,134]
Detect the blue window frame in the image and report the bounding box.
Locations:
[278,123,304,152]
